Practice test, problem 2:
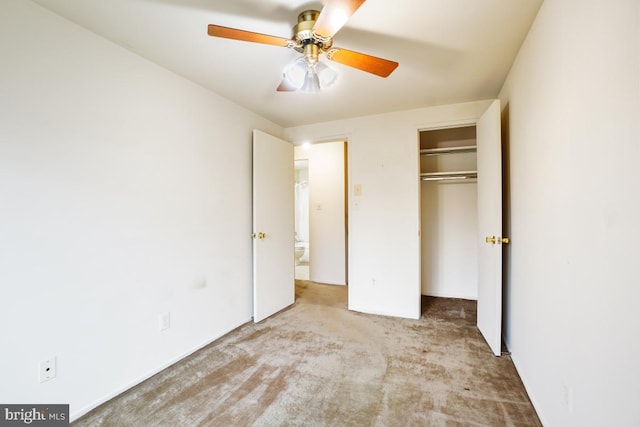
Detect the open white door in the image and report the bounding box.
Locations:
[252,130,294,323]
[476,100,504,356]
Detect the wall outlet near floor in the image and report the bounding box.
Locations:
[159,312,171,332]
[39,357,56,383]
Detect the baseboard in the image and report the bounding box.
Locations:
[422,291,477,301]
[349,303,421,320]
[506,344,548,427]
[69,317,253,422]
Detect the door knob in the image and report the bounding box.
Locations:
[486,236,510,245]
[251,232,266,240]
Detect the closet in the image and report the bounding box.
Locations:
[420,126,478,300]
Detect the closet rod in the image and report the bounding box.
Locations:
[420,171,477,181]
[420,145,477,156]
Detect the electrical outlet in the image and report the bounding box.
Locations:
[39,357,56,383]
[159,312,171,332]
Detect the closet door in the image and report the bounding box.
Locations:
[476,100,504,356]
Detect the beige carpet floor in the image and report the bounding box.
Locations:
[74,281,541,426]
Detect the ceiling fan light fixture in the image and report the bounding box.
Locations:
[301,68,321,93]
[283,58,337,93]
[283,58,308,88]
[315,61,338,88]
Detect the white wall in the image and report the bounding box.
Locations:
[498,1,640,425]
[0,0,282,420]
[285,101,492,319]
[308,141,346,285]
[421,182,478,299]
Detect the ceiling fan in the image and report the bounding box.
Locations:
[207,0,399,93]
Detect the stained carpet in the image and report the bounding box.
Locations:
[74,281,541,426]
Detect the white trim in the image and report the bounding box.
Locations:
[422,291,477,301]
[416,118,479,132]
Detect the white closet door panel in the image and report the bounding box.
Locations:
[476,100,503,356]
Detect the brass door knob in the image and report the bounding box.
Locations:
[486,236,510,245]
[251,232,266,240]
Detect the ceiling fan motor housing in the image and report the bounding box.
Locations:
[293,10,332,53]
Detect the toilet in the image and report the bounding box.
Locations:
[294,243,305,265]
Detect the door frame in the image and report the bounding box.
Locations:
[416,110,503,354]
[417,118,478,301]
[293,139,350,287]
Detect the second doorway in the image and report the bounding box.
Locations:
[294,140,347,286]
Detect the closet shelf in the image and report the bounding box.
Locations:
[420,145,477,156]
[420,171,477,181]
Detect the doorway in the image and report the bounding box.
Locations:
[294,141,348,286]
[420,126,478,300]
[417,99,504,355]
[294,159,310,280]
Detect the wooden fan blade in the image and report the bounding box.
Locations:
[276,78,298,92]
[207,25,291,47]
[313,0,366,39]
[327,47,398,78]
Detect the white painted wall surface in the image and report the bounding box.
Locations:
[309,142,346,285]
[285,101,492,319]
[0,0,281,420]
[421,181,478,299]
[498,1,640,425]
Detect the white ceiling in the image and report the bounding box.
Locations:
[32,0,542,128]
